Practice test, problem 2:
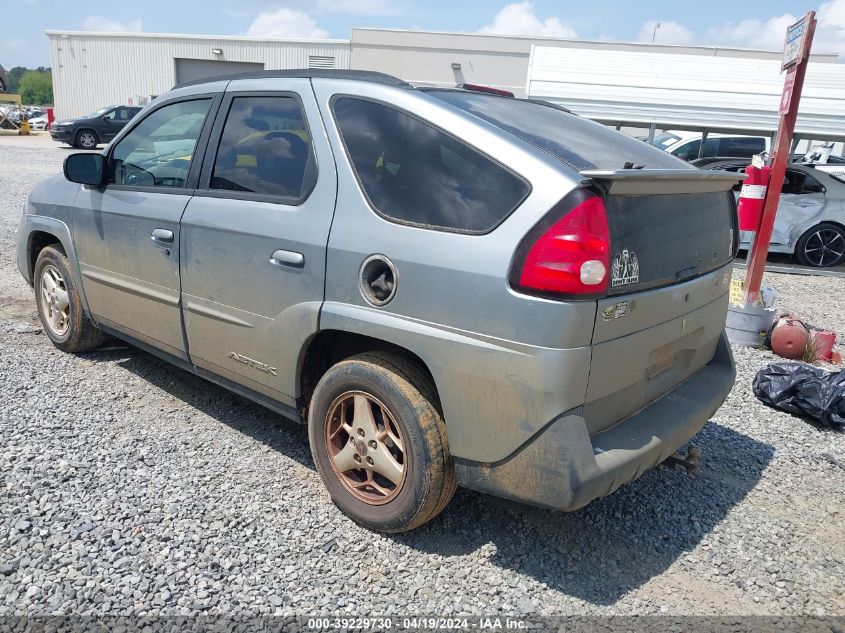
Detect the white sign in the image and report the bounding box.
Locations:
[783,16,808,70]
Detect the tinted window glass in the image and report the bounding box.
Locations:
[672,138,719,161]
[719,137,766,157]
[333,98,529,233]
[211,96,313,198]
[111,99,211,188]
[428,90,685,171]
[782,170,805,194]
[802,173,824,194]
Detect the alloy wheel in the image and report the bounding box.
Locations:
[325,391,406,505]
[40,264,70,336]
[78,132,97,149]
[803,228,844,267]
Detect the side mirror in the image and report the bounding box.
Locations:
[64,153,105,187]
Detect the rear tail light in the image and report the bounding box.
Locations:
[510,189,610,299]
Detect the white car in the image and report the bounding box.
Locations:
[28,116,49,130]
[649,130,768,162]
[706,160,845,268]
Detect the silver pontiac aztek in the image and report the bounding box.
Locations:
[17,70,742,532]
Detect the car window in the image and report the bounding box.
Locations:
[428,90,683,170]
[782,170,806,195]
[210,96,313,198]
[332,97,529,233]
[801,173,824,194]
[111,99,211,189]
[719,137,766,157]
[672,138,719,161]
[650,132,681,150]
[102,109,117,121]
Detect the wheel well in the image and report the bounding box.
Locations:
[299,330,439,416]
[76,128,98,141]
[28,231,63,282]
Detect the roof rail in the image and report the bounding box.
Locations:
[174,69,411,89]
[456,83,515,97]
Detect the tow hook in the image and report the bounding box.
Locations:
[662,445,700,477]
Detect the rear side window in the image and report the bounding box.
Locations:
[332,97,529,233]
[719,137,766,157]
[672,138,719,161]
[211,96,314,199]
[428,90,685,171]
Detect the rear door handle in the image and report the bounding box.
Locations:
[270,249,305,269]
[151,228,174,244]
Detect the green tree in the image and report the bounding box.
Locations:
[8,66,27,93]
[18,70,53,106]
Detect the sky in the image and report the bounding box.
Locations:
[2,0,844,68]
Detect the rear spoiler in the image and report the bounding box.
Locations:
[580,169,745,195]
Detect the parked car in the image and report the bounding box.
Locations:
[50,105,143,149]
[705,160,845,267]
[0,64,8,93]
[17,70,741,532]
[650,130,768,162]
[28,115,48,130]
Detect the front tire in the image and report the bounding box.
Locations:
[795,223,845,268]
[74,129,98,150]
[34,245,106,353]
[308,352,456,532]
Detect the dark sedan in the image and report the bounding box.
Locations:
[50,105,143,149]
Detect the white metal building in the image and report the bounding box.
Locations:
[526,45,845,144]
[47,31,350,118]
[47,26,841,142]
[349,28,838,97]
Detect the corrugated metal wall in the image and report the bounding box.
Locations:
[49,32,351,119]
[526,46,845,142]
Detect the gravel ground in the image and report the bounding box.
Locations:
[0,135,843,618]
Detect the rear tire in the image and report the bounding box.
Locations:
[308,352,456,532]
[34,245,106,353]
[795,223,845,268]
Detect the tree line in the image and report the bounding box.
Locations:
[4,67,54,106]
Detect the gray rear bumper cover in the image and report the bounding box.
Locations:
[454,331,735,511]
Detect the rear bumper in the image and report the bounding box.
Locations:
[454,330,735,511]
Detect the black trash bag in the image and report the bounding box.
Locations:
[753,363,845,430]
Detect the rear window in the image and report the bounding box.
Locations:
[332,97,529,233]
[428,90,685,171]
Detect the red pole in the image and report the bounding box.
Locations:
[744,12,816,305]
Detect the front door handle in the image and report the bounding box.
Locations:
[270,249,305,269]
[151,228,174,245]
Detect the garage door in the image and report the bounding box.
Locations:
[175,59,265,85]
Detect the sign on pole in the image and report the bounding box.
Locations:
[782,15,809,70]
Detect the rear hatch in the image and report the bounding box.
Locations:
[581,169,741,435]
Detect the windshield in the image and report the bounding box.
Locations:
[650,132,681,150]
[427,90,687,171]
[86,106,114,118]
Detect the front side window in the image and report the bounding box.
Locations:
[210,96,313,198]
[332,98,529,233]
[111,99,211,189]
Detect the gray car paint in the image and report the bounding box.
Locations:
[17,73,740,512]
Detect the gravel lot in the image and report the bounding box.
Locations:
[1,135,843,618]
